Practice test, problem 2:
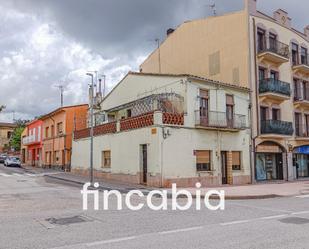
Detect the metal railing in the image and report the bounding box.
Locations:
[261,120,293,135]
[257,37,289,59]
[259,78,291,96]
[195,111,247,130]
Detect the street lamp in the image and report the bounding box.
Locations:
[86,72,94,186]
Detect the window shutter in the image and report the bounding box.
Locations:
[232,152,240,165]
[196,151,210,164]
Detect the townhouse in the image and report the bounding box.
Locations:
[71,72,251,187]
[0,122,17,152]
[139,0,309,182]
[22,119,43,166]
[41,104,88,170]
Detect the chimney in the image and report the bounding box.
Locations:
[166,28,175,36]
[273,9,291,28]
[304,25,309,38]
[244,0,257,14]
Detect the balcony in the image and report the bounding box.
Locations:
[292,55,309,75]
[195,111,247,131]
[259,78,291,102]
[261,120,293,136]
[294,93,309,108]
[257,39,289,64]
[22,135,40,145]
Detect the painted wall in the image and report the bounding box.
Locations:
[140,11,250,88]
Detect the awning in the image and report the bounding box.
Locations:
[294,146,309,154]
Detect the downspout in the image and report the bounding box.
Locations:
[49,116,55,169]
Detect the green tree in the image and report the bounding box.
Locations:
[0,105,5,112]
[9,127,25,152]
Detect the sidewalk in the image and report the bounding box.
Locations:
[22,165,309,199]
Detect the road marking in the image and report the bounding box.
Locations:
[86,236,136,247]
[220,219,252,226]
[12,173,24,177]
[260,214,287,220]
[25,173,36,177]
[291,210,309,215]
[296,195,309,198]
[159,226,203,235]
[0,173,11,177]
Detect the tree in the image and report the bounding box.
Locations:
[0,105,5,112]
[9,126,25,152]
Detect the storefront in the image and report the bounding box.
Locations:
[293,146,309,178]
[255,142,284,181]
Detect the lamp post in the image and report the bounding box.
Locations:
[86,73,94,186]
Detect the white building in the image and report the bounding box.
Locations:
[71,72,251,187]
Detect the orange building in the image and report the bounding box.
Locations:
[41,104,88,170]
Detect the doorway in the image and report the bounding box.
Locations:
[141,144,148,184]
[221,151,228,184]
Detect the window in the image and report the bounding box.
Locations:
[303,81,309,101]
[270,70,279,80]
[257,28,266,52]
[294,79,301,100]
[301,47,308,65]
[305,114,309,136]
[7,131,12,139]
[226,95,234,128]
[272,108,280,121]
[258,67,266,81]
[45,127,49,138]
[292,43,299,65]
[51,125,54,138]
[232,152,241,171]
[57,122,63,136]
[199,89,209,126]
[260,106,268,121]
[196,150,211,171]
[295,112,302,136]
[127,109,132,118]
[269,33,277,51]
[102,150,111,168]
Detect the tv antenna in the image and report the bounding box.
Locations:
[207,1,217,16]
[54,83,66,107]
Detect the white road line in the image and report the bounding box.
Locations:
[296,194,309,198]
[159,226,203,235]
[220,219,252,226]
[0,173,11,177]
[86,236,136,247]
[291,210,309,215]
[12,173,24,177]
[25,173,36,177]
[260,214,287,220]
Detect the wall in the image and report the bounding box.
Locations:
[140,11,250,88]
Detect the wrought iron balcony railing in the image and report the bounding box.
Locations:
[258,38,289,59]
[259,78,291,96]
[261,120,293,136]
[195,111,247,130]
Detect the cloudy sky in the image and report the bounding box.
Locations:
[0,0,308,122]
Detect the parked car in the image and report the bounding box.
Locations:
[4,156,21,167]
[0,154,7,163]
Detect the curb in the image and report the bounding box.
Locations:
[44,174,285,200]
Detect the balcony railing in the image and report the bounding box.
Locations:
[259,78,291,96]
[22,135,39,145]
[261,120,293,136]
[257,38,289,59]
[195,111,247,130]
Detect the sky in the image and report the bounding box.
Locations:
[0,0,308,122]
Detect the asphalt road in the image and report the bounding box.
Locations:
[1,164,309,249]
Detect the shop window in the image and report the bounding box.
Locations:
[102,150,111,168]
[232,152,241,170]
[196,150,211,171]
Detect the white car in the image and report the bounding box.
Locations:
[4,156,21,167]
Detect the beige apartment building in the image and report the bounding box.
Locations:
[0,122,17,152]
[71,72,251,187]
[140,0,309,182]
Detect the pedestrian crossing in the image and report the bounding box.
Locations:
[0,172,53,178]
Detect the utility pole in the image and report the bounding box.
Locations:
[55,84,65,107]
[86,73,94,186]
